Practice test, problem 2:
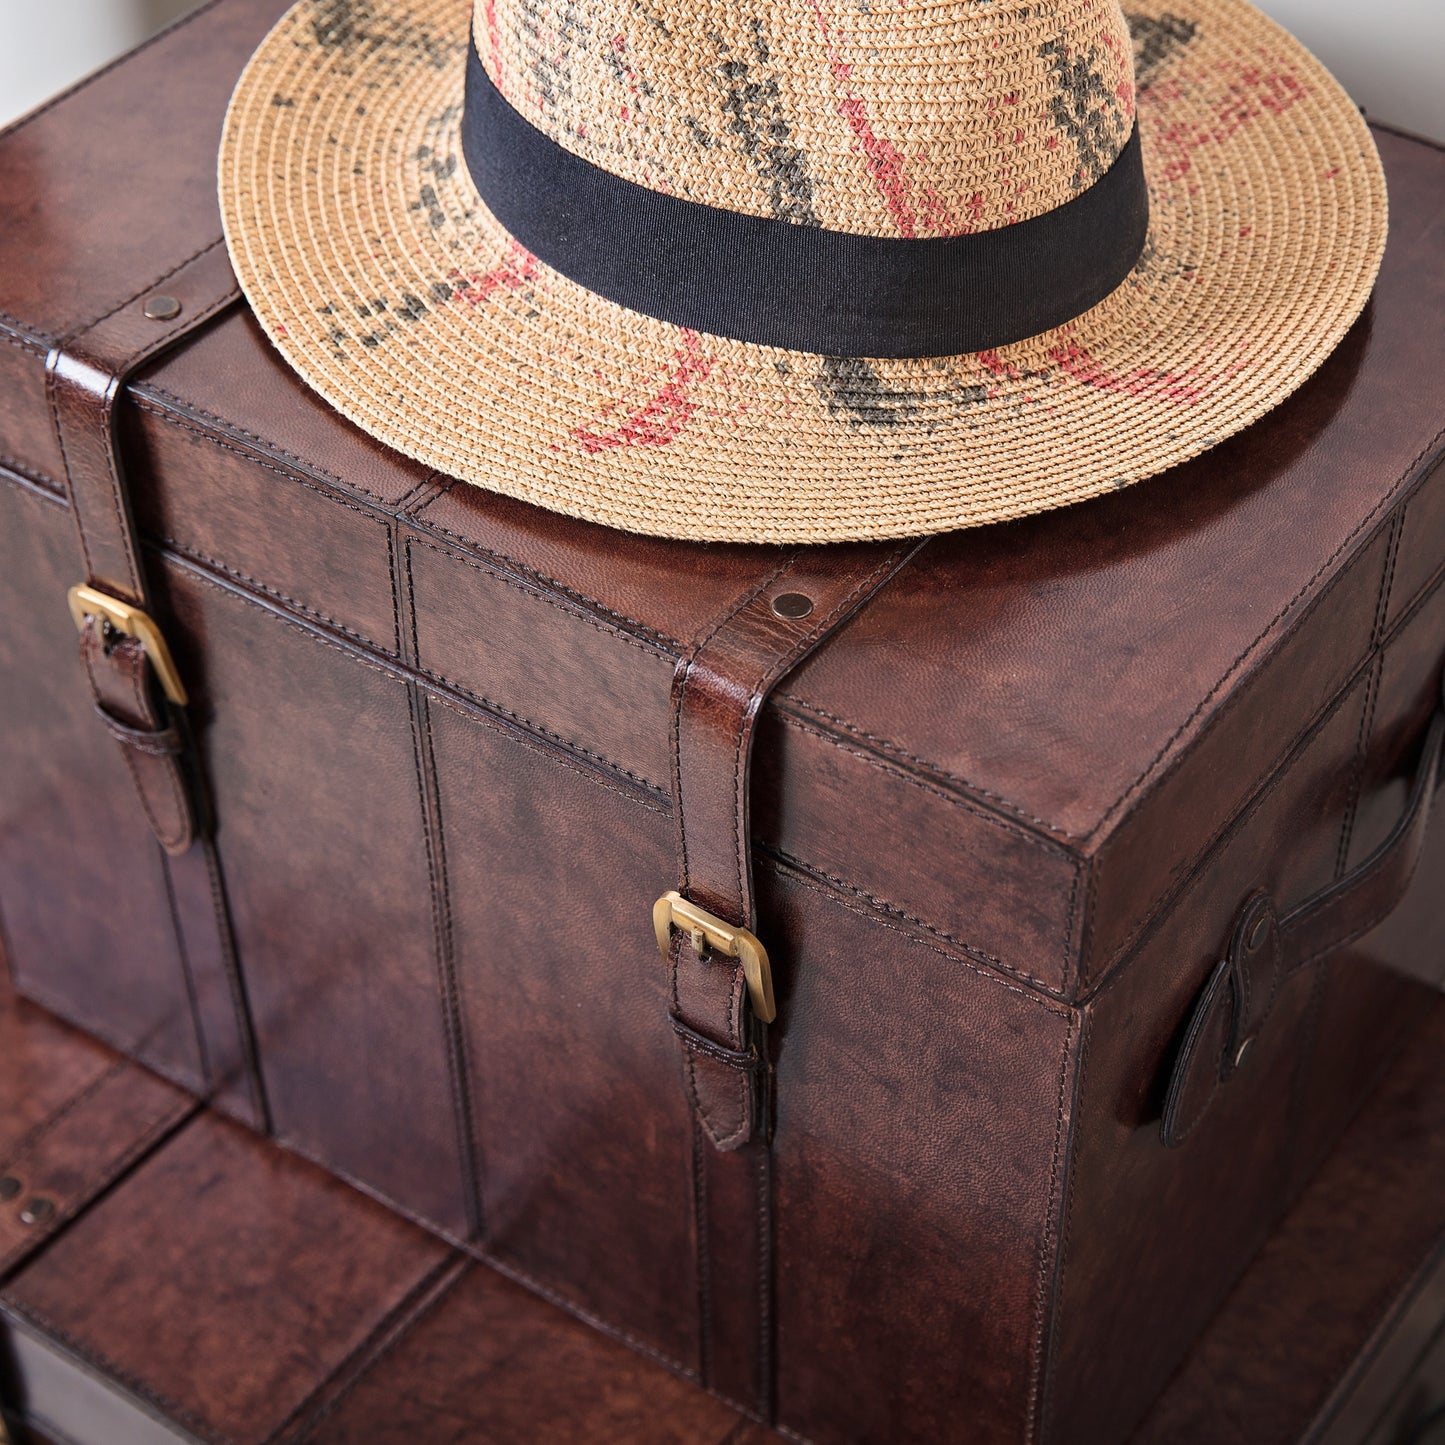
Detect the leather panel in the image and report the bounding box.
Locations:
[0,474,203,1090]
[126,380,408,657]
[0,975,193,1280]
[305,1259,764,1445]
[0,1062,192,1278]
[424,697,700,1370]
[1287,573,1445,1195]
[0,1112,449,1445]
[1389,460,1445,638]
[0,334,64,490]
[1132,1001,1445,1445]
[755,702,1084,996]
[1082,521,1393,986]
[405,530,677,793]
[158,558,470,1236]
[0,0,288,344]
[761,861,1077,1445]
[1047,671,1377,1443]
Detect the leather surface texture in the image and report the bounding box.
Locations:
[0,967,782,1445]
[2,4,1445,1443]
[0,974,1440,1445]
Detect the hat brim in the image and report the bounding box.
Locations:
[219,0,1387,544]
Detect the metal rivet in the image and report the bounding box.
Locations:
[1234,1037,1256,1070]
[0,1176,20,1202]
[19,1197,56,1227]
[142,294,182,321]
[772,592,814,621]
[1247,913,1271,951]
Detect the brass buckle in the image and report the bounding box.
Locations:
[67,584,189,706]
[653,891,776,1023]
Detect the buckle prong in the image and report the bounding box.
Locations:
[653,891,776,1023]
[67,584,189,706]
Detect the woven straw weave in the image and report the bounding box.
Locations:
[476,0,1136,236]
[219,0,1388,543]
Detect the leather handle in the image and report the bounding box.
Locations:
[1161,671,1445,1147]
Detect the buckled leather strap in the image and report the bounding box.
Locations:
[45,239,267,1132]
[668,540,924,1417]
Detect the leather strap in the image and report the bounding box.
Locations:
[670,540,924,1416]
[45,238,267,1132]
[1162,674,1445,1147]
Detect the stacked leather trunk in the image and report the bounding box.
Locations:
[1,3,1444,1441]
[3,969,1442,1445]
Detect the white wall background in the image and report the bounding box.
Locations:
[0,1,1442,139]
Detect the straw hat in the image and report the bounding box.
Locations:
[219,0,1387,543]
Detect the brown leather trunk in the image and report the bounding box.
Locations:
[1,4,1444,1442]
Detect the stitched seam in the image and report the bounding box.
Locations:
[1374,512,1404,646]
[268,1255,462,1444]
[157,542,390,654]
[412,478,686,651]
[409,537,677,661]
[386,523,403,656]
[1093,423,1445,845]
[0,0,226,144]
[60,237,229,344]
[0,453,63,496]
[422,692,483,1238]
[159,848,215,1100]
[0,1059,130,1174]
[675,556,793,897]
[425,685,670,813]
[0,1091,192,1277]
[140,381,391,504]
[1337,657,1383,879]
[285,1258,468,1443]
[1292,842,1429,973]
[198,837,268,1129]
[79,638,180,846]
[762,841,1068,996]
[1027,1007,1079,1444]
[1082,648,1386,995]
[0,1300,238,1445]
[101,404,144,621]
[774,711,1076,858]
[47,368,95,579]
[755,1143,774,1419]
[777,694,1083,843]
[766,856,1072,1016]
[411,655,665,793]
[409,686,484,1241]
[728,547,908,917]
[122,649,190,850]
[175,556,669,815]
[694,1121,714,1385]
[131,403,394,529]
[0,327,48,356]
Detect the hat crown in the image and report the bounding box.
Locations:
[473,0,1137,240]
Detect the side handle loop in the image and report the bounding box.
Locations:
[1162,673,1445,1147]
